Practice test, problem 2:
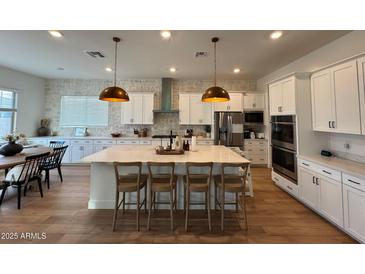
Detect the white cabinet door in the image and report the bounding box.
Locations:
[227,93,243,111]
[254,93,265,109]
[332,60,361,134]
[93,145,112,153]
[311,69,334,132]
[142,93,154,125]
[189,94,212,124]
[298,167,319,209]
[358,57,365,135]
[281,77,296,114]
[318,174,344,226]
[71,145,84,162]
[121,97,134,124]
[269,82,282,115]
[243,94,255,109]
[343,184,365,242]
[179,93,190,125]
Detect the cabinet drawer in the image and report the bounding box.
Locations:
[298,158,341,182]
[244,140,266,146]
[140,140,151,145]
[245,146,267,154]
[117,140,139,145]
[93,139,116,145]
[343,173,365,192]
[71,139,93,145]
[272,171,298,197]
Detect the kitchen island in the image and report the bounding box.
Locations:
[82,145,251,209]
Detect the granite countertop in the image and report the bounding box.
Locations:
[298,154,365,179]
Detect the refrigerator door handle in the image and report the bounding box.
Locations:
[227,114,232,145]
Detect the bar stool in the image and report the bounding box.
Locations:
[147,162,177,232]
[184,162,213,232]
[214,162,249,231]
[112,162,148,231]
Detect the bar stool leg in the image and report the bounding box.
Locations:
[235,193,239,212]
[170,188,174,232]
[147,189,153,231]
[185,189,190,232]
[112,191,119,231]
[174,183,177,211]
[241,192,248,231]
[144,184,147,213]
[207,189,212,232]
[214,183,217,211]
[221,187,224,232]
[205,192,208,212]
[122,192,126,214]
[137,189,140,231]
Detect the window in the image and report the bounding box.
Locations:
[60,96,108,127]
[0,89,17,137]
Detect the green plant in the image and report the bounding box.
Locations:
[3,133,26,142]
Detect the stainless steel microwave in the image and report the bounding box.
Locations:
[243,111,264,124]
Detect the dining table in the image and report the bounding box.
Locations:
[0,146,52,173]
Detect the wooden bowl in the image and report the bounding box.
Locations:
[111,133,121,138]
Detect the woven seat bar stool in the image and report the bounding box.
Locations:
[214,162,249,231]
[147,162,178,232]
[184,162,213,232]
[112,162,148,231]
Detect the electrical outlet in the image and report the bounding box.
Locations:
[344,143,350,150]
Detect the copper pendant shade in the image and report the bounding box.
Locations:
[99,37,129,102]
[201,37,230,103]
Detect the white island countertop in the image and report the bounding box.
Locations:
[82,145,249,164]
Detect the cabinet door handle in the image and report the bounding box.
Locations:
[302,162,309,167]
[277,106,280,112]
[253,103,256,108]
[286,185,293,191]
[322,170,332,175]
[348,179,360,185]
[312,176,315,184]
[332,121,335,128]
[329,121,332,128]
[315,177,319,185]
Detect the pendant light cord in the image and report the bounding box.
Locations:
[114,39,117,87]
[214,40,217,86]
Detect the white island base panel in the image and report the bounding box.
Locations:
[88,162,251,210]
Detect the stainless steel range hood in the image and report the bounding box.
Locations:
[153,78,179,113]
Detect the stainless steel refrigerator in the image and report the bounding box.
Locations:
[214,112,244,148]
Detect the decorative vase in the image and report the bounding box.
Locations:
[37,126,50,136]
[0,141,23,156]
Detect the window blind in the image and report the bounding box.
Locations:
[60,96,108,127]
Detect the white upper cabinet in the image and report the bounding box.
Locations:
[214,92,243,112]
[269,76,295,115]
[179,93,212,125]
[243,93,265,110]
[121,93,154,125]
[311,69,334,131]
[189,94,212,124]
[311,60,361,134]
[357,56,365,135]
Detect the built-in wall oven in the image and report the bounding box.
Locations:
[271,115,297,183]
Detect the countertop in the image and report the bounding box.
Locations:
[82,145,250,164]
[298,154,365,179]
[28,136,214,141]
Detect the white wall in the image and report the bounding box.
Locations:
[257,30,365,162]
[0,65,45,137]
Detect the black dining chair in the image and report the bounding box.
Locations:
[49,141,66,148]
[39,145,68,189]
[0,152,50,209]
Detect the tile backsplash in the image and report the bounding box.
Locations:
[44,78,256,137]
[330,133,365,163]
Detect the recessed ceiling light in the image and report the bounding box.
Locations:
[169,67,176,73]
[160,30,171,39]
[233,68,240,73]
[48,30,64,38]
[270,31,283,40]
[105,67,113,72]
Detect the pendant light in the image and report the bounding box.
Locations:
[201,37,230,103]
[99,37,129,102]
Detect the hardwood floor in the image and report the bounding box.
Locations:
[0,166,356,243]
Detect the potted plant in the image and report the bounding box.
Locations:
[0,133,26,156]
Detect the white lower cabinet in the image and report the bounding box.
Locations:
[298,166,343,227]
[70,144,94,163]
[272,171,298,197]
[342,173,365,242]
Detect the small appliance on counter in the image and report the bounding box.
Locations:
[184,129,193,137]
[256,132,265,139]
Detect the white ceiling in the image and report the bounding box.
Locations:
[0,30,350,80]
